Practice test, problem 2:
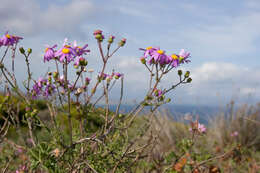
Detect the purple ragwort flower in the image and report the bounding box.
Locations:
[140,46,157,58]
[31,77,56,98]
[169,54,180,67]
[44,44,57,62]
[73,41,90,56]
[178,49,191,63]
[31,78,47,98]
[150,48,170,66]
[0,32,22,46]
[55,44,76,63]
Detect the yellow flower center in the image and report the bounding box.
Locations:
[171,54,178,60]
[6,34,11,38]
[62,48,70,54]
[157,50,164,54]
[146,46,153,50]
[45,48,49,52]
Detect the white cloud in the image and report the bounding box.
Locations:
[0,0,94,36]
[183,62,260,104]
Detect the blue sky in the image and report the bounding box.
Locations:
[1,0,260,106]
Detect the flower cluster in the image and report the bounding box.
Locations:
[31,77,55,98]
[140,47,190,67]
[98,72,123,82]
[0,31,22,47]
[43,40,90,63]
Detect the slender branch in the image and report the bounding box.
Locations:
[0,46,9,63]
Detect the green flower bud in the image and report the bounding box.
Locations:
[142,102,149,106]
[140,57,146,64]
[95,34,102,40]
[53,72,59,79]
[166,98,171,103]
[178,70,182,76]
[27,48,32,55]
[0,63,4,69]
[118,38,126,47]
[159,95,165,101]
[187,78,192,83]
[108,35,115,44]
[145,95,153,100]
[106,77,111,83]
[19,47,25,54]
[76,71,81,75]
[184,71,190,78]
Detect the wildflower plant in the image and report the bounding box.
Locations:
[0,29,195,172]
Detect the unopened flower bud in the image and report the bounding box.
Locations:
[166,98,171,103]
[145,95,153,100]
[142,102,149,106]
[27,48,32,55]
[140,57,146,64]
[53,72,59,79]
[106,77,111,83]
[95,34,104,42]
[19,47,25,54]
[114,72,122,79]
[76,71,81,75]
[79,57,87,66]
[85,77,91,85]
[184,71,190,78]
[119,38,126,47]
[159,95,165,101]
[178,70,182,76]
[108,35,115,44]
[187,78,192,83]
[95,34,102,40]
[93,29,102,35]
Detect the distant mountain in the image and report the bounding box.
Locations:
[97,104,219,124]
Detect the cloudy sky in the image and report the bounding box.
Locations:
[1,0,260,106]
